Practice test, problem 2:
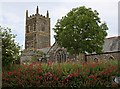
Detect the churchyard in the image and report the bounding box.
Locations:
[1,4,120,88]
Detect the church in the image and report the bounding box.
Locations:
[21,6,67,63]
[20,6,120,63]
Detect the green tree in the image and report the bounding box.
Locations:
[53,6,108,56]
[0,26,20,67]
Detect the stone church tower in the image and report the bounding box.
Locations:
[25,6,50,50]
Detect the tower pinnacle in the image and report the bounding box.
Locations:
[36,6,39,14]
[46,10,49,18]
[26,10,28,18]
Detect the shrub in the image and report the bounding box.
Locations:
[2,60,119,88]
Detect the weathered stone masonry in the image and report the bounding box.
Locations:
[85,51,120,62]
[25,6,50,50]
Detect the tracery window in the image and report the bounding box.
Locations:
[55,49,66,63]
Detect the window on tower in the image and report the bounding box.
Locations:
[42,26,45,31]
[33,24,36,31]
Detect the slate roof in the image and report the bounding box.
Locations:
[37,47,51,54]
[103,36,120,52]
[38,36,120,54]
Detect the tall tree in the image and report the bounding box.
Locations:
[0,26,20,67]
[53,6,108,56]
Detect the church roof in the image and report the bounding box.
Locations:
[47,42,58,53]
[103,36,120,52]
[37,47,51,54]
[48,36,120,54]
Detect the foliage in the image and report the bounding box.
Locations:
[2,60,119,88]
[53,6,108,55]
[30,56,38,62]
[0,26,20,67]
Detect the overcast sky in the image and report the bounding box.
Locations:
[0,0,119,49]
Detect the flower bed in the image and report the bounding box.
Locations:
[2,60,119,88]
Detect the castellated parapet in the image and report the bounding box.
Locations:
[28,14,49,20]
[25,6,50,50]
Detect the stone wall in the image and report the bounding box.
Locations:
[20,55,33,63]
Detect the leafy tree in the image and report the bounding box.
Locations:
[0,26,20,67]
[53,6,108,56]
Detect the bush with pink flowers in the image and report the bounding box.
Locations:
[2,60,119,88]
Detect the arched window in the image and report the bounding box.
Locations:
[55,49,66,63]
[33,24,36,31]
[42,26,45,31]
